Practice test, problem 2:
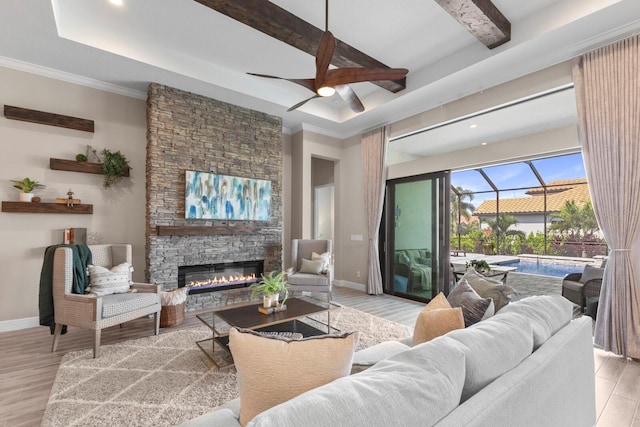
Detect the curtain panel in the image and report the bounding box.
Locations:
[361,127,388,294]
[573,35,640,358]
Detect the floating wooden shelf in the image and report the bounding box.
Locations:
[156,225,257,236]
[49,158,130,177]
[4,105,94,132]
[2,201,93,214]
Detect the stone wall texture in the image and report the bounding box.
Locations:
[146,83,283,311]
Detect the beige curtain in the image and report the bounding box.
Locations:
[573,35,640,358]
[361,127,388,294]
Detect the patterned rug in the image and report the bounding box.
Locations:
[42,305,412,427]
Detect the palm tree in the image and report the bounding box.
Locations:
[484,213,526,254]
[450,186,475,235]
[549,200,601,257]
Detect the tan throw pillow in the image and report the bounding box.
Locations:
[86,262,132,296]
[462,269,515,312]
[299,258,324,274]
[229,328,359,426]
[413,292,464,345]
[311,251,330,273]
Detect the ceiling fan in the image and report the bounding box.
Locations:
[247,0,409,113]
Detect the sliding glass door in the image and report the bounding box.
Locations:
[382,171,450,302]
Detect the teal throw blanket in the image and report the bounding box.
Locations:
[39,244,93,333]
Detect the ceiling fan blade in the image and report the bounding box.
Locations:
[315,31,336,87]
[335,85,365,113]
[247,73,316,92]
[323,68,409,88]
[287,95,320,112]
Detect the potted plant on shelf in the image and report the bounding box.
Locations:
[10,177,45,202]
[101,149,130,188]
[250,271,289,309]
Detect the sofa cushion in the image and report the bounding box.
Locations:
[229,328,358,426]
[351,340,410,373]
[447,280,494,327]
[497,295,573,349]
[247,338,466,427]
[441,311,533,402]
[462,269,515,312]
[413,293,464,345]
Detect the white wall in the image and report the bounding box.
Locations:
[0,66,146,329]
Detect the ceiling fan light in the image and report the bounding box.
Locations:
[317,86,335,97]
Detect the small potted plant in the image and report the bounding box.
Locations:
[250,271,289,309]
[101,149,131,188]
[10,177,45,202]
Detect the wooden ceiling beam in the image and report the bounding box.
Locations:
[193,0,406,93]
[434,0,511,49]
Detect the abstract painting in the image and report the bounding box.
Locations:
[185,171,271,220]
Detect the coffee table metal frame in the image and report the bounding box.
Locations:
[196,297,332,368]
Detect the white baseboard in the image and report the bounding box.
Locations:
[0,316,40,332]
[334,280,366,292]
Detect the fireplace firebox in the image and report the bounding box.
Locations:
[178,260,264,294]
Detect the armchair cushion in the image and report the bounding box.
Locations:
[86,262,132,296]
[299,258,324,275]
[579,265,604,283]
[102,292,161,318]
[288,272,328,286]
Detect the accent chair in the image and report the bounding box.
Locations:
[51,244,161,358]
[287,239,333,303]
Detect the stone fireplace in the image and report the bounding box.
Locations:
[146,83,283,311]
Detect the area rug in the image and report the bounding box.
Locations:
[42,305,412,427]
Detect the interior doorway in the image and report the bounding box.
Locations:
[314,184,334,241]
[312,157,335,242]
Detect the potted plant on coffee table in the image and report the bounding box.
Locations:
[250,271,289,309]
[10,177,45,202]
[466,259,491,273]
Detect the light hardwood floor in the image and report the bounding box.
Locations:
[1,285,638,426]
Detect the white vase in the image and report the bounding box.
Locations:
[19,192,34,202]
[263,293,279,308]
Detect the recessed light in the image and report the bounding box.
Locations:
[469,124,478,129]
[481,142,488,146]
[110,0,123,6]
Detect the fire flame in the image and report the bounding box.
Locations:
[188,273,257,288]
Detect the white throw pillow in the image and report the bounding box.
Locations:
[86,262,132,296]
[311,251,330,273]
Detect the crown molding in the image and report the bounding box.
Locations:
[0,56,147,100]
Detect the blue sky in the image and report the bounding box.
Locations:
[451,153,586,209]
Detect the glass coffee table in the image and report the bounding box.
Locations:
[196,298,333,368]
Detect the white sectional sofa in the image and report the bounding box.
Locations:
[182,295,596,427]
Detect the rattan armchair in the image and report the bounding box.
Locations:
[561,265,604,310]
[51,244,161,358]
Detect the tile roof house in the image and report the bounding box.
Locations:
[473,179,591,234]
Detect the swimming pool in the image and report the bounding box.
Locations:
[500,260,584,278]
